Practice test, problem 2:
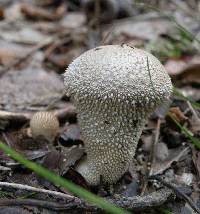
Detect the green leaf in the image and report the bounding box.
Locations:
[158,207,174,214]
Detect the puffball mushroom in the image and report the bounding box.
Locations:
[30,111,59,143]
[64,44,172,185]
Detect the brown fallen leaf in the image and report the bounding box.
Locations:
[177,63,200,85]
[169,107,188,123]
[165,55,200,86]
[47,47,85,69]
[165,58,188,76]
[21,3,67,21]
[0,7,4,20]
[2,129,49,152]
[0,40,31,66]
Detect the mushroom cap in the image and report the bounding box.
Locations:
[64,45,172,111]
[30,111,59,143]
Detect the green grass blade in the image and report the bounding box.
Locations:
[0,142,130,214]
[167,112,200,149]
[158,207,174,214]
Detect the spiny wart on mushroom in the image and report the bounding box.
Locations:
[64,44,172,185]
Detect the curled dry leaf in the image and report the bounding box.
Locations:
[21,3,67,21]
[0,40,31,66]
[169,107,188,123]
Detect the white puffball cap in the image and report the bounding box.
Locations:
[64,44,172,110]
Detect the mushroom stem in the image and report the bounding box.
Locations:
[76,102,148,185]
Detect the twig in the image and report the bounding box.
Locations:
[0,110,31,122]
[2,133,12,147]
[100,24,115,45]
[140,118,161,195]
[0,198,75,211]
[54,104,76,120]
[0,104,76,123]
[0,165,11,171]
[149,175,200,214]
[0,182,75,201]
[187,101,200,122]
[95,0,101,30]
[0,187,174,212]
[149,118,161,176]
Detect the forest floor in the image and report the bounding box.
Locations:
[0,0,200,213]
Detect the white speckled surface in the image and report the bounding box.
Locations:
[64,45,172,185]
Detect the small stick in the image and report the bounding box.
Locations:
[100,24,115,45]
[2,133,12,147]
[149,118,161,176]
[0,110,31,122]
[187,101,200,122]
[0,165,11,171]
[0,182,76,201]
[140,118,161,195]
[0,104,76,122]
[149,175,200,214]
[94,0,101,31]
[0,187,175,211]
[0,198,74,211]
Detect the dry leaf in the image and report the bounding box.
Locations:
[169,107,188,123]
[21,3,67,21]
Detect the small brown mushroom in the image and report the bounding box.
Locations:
[30,111,59,143]
[64,44,172,185]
